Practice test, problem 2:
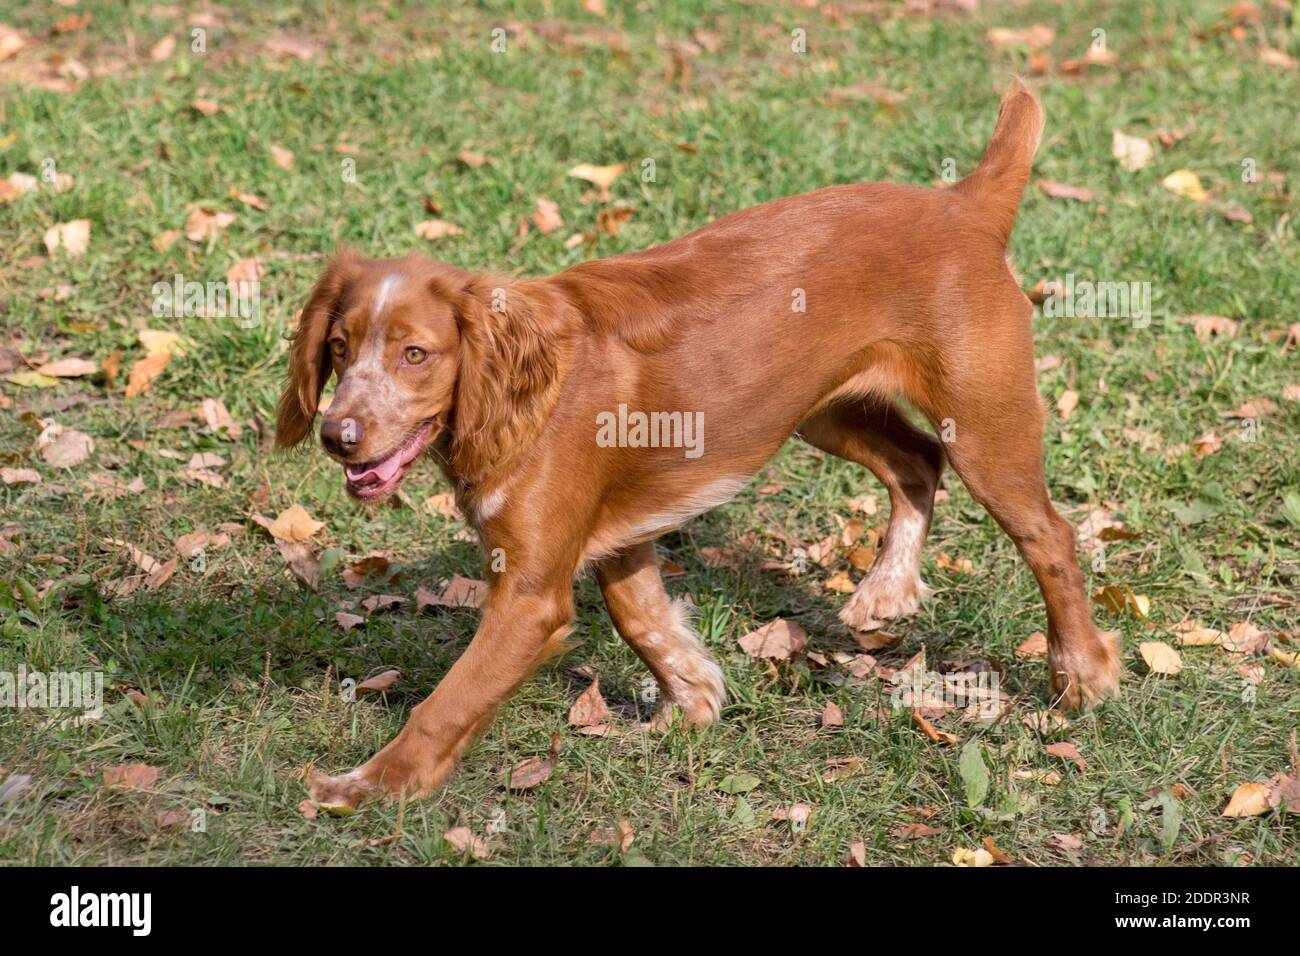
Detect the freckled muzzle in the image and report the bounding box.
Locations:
[342,422,437,500]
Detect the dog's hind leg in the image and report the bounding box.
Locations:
[799,400,944,631]
[595,541,726,729]
[917,296,1122,708]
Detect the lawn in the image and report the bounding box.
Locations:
[1,0,1297,866]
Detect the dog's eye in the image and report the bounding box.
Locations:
[404,347,428,365]
[329,339,346,358]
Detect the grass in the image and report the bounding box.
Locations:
[1,0,1298,866]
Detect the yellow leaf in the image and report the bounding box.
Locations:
[1221,782,1272,818]
[269,504,324,543]
[139,329,186,357]
[1161,169,1208,203]
[125,353,170,397]
[952,847,994,867]
[1139,641,1182,675]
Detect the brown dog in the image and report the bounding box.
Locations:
[277,79,1121,810]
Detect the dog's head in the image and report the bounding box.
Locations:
[276,251,558,500]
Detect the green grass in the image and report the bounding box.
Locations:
[2,0,1298,866]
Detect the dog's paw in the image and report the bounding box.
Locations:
[1048,629,1123,710]
[839,571,931,632]
[305,766,378,815]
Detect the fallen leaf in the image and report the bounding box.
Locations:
[532,196,564,235]
[952,847,994,867]
[43,219,91,256]
[847,841,867,866]
[270,144,295,170]
[267,504,324,543]
[278,541,320,590]
[125,353,170,397]
[1057,389,1079,420]
[103,763,160,789]
[987,24,1055,52]
[821,700,844,728]
[149,35,176,61]
[1045,741,1086,771]
[443,825,490,859]
[1112,129,1153,172]
[191,98,221,116]
[1,468,40,485]
[914,710,959,746]
[1223,621,1268,654]
[357,669,400,694]
[504,734,561,791]
[455,150,490,168]
[415,219,464,240]
[567,162,626,200]
[36,357,97,378]
[1016,631,1048,659]
[1037,179,1095,202]
[739,618,808,660]
[568,676,610,728]
[41,430,94,467]
[184,205,235,241]
[360,594,405,613]
[335,611,365,631]
[1221,782,1272,817]
[1187,314,1238,340]
[1140,641,1183,675]
[1161,169,1208,202]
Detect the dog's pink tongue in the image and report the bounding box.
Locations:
[345,450,403,485]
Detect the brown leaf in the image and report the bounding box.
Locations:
[125,352,170,397]
[270,144,295,170]
[418,574,488,609]
[357,669,400,694]
[1045,741,1086,771]
[854,630,901,651]
[443,825,490,859]
[739,618,808,660]
[1187,314,1238,340]
[1015,631,1048,659]
[1223,621,1268,654]
[504,734,561,791]
[911,710,959,746]
[1037,179,1095,202]
[41,429,94,467]
[1140,641,1183,675]
[847,841,867,866]
[567,162,626,200]
[103,763,161,789]
[278,541,320,590]
[568,676,611,728]
[1057,388,1079,420]
[334,611,365,631]
[415,219,464,240]
[455,150,490,168]
[821,700,844,728]
[184,204,235,241]
[532,196,564,235]
[43,219,91,256]
[360,594,405,613]
[267,504,323,543]
[37,357,98,378]
[1221,782,1272,817]
[987,24,1055,52]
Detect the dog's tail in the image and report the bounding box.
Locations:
[953,78,1044,247]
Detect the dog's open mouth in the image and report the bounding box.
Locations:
[343,422,437,500]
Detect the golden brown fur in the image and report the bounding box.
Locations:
[278,81,1122,810]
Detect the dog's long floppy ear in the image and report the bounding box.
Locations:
[448,273,560,478]
[275,251,360,449]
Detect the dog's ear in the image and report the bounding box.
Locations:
[276,250,359,449]
[449,274,560,476]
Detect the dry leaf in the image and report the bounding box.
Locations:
[103,763,160,789]
[150,35,176,61]
[568,677,610,728]
[1140,641,1183,675]
[1045,741,1085,771]
[335,611,365,631]
[415,219,463,240]
[1187,314,1238,340]
[270,144,295,170]
[357,669,400,694]
[533,196,564,235]
[504,734,561,791]
[1016,631,1048,659]
[125,353,170,397]
[987,25,1055,51]
[41,429,94,467]
[847,841,867,866]
[952,847,994,867]
[184,205,235,241]
[455,150,490,168]
[1057,389,1079,420]
[37,357,97,378]
[567,162,626,199]
[443,825,490,859]
[739,618,808,660]
[1,468,40,484]
[278,541,320,590]
[268,504,324,543]
[821,701,844,728]
[43,219,91,256]
[1224,621,1268,654]
[1221,782,1272,818]
[1112,129,1153,172]
[1161,169,1208,203]
[1037,179,1095,202]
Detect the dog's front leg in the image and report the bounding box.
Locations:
[308,581,575,811]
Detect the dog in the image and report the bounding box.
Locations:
[276,79,1122,810]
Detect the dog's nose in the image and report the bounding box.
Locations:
[320,417,364,457]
